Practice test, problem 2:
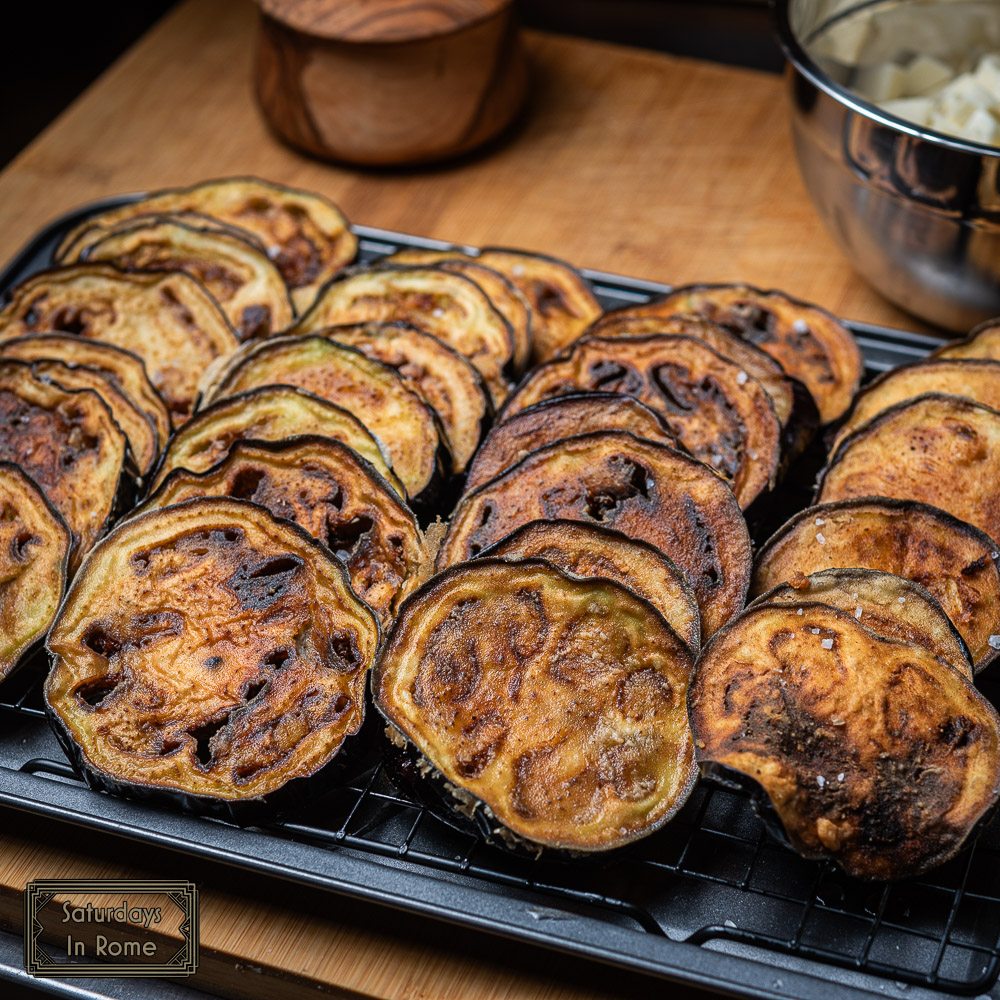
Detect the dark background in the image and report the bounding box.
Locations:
[0,0,781,171]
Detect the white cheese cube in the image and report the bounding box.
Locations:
[931,75,995,127]
[902,55,953,96]
[812,18,874,65]
[853,62,906,102]
[879,96,933,126]
[951,107,1000,145]
[975,54,1000,101]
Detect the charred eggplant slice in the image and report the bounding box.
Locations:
[78,219,294,339]
[374,559,697,853]
[437,430,751,637]
[151,385,402,497]
[831,359,1000,453]
[623,284,862,424]
[0,265,239,422]
[934,319,1000,362]
[464,392,679,493]
[751,498,1000,673]
[45,497,380,816]
[689,602,1000,880]
[749,568,973,678]
[478,519,700,652]
[0,462,71,682]
[322,322,491,474]
[142,437,422,628]
[55,177,357,311]
[290,267,514,404]
[501,334,781,509]
[203,335,448,505]
[0,334,171,449]
[817,394,1000,547]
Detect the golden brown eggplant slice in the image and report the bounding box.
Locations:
[0,334,171,448]
[78,219,294,339]
[45,497,380,817]
[203,335,448,505]
[622,284,863,424]
[0,361,129,568]
[501,335,781,509]
[322,321,491,473]
[933,319,1000,362]
[831,359,1000,452]
[749,568,973,678]
[0,462,71,682]
[151,385,402,497]
[464,392,679,492]
[30,360,159,477]
[817,394,1000,546]
[55,178,357,311]
[478,519,700,652]
[689,602,1000,880]
[437,430,751,637]
[0,265,239,422]
[290,267,514,405]
[374,559,697,853]
[142,437,422,628]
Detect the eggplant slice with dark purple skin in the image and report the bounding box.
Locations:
[501,334,782,509]
[0,264,239,423]
[464,392,679,493]
[689,602,1000,881]
[933,318,1000,362]
[202,335,448,506]
[477,519,700,652]
[752,497,1000,674]
[54,177,358,311]
[322,321,492,473]
[45,497,380,819]
[437,430,751,638]
[615,284,863,424]
[816,394,1000,547]
[374,558,697,853]
[150,385,403,497]
[0,461,71,683]
[142,437,423,628]
[77,218,294,339]
[748,568,973,678]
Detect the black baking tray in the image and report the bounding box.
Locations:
[1,197,997,1000]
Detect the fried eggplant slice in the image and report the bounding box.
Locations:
[151,385,402,497]
[501,335,781,509]
[374,559,697,853]
[437,430,751,637]
[322,322,491,473]
[623,284,862,424]
[749,568,973,678]
[464,392,678,492]
[689,603,1000,880]
[30,360,159,477]
[143,437,422,627]
[752,498,1000,673]
[45,497,380,817]
[478,519,700,652]
[0,334,171,448]
[0,462,71,682]
[290,267,513,404]
[817,394,1000,546]
[0,361,129,568]
[55,178,357,311]
[831,359,1000,453]
[203,335,447,505]
[78,219,294,339]
[933,319,1000,362]
[0,264,239,422]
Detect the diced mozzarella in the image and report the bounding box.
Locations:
[952,106,1000,144]
[879,96,933,126]
[854,62,907,101]
[903,55,953,96]
[976,53,1000,100]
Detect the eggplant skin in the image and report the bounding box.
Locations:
[0,462,71,683]
[752,497,1000,674]
[933,318,1000,362]
[437,430,751,638]
[141,436,423,629]
[45,497,380,819]
[373,559,696,853]
[689,602,1000,881]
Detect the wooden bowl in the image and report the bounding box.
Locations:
[253,0,528,166]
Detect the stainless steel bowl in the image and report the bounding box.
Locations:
[773,0,1000,331]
